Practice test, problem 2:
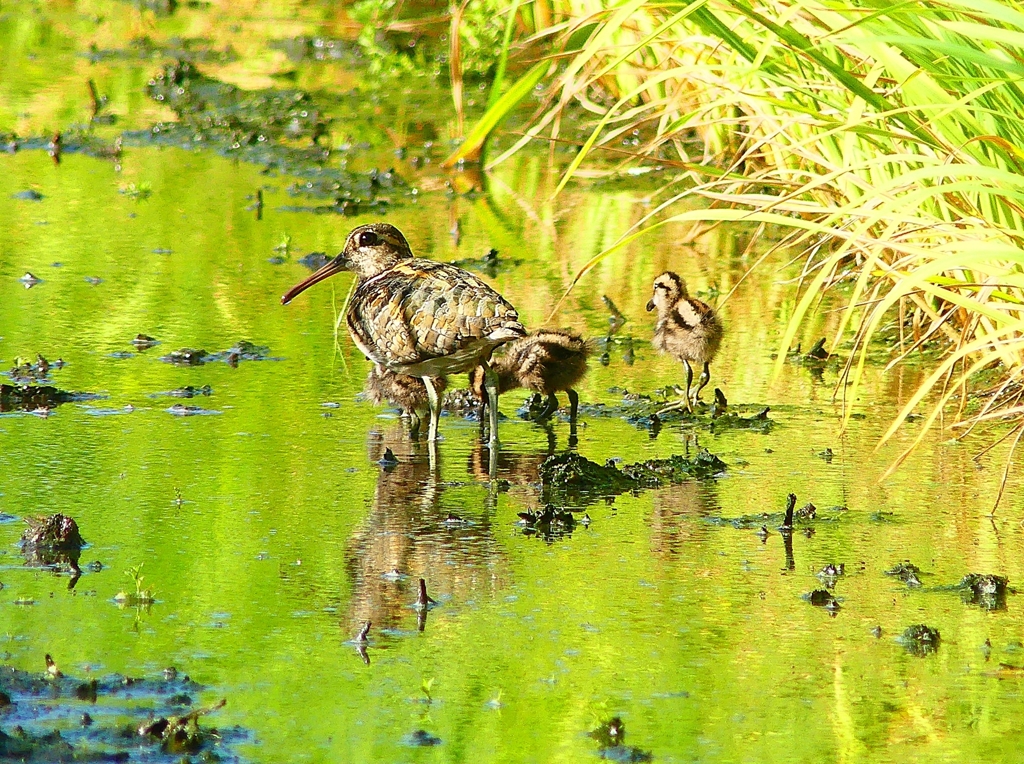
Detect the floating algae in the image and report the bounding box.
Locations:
[160,341,277,366]
[539,449,725,505]
[0,660,247,762]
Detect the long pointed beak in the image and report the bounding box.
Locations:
[646,299,655,312]
[281,256,348,305]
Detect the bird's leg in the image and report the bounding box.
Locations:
[692,362,712,404]
[408,409,421,440]
[682,360,695,413]
[482,361,500,448]
[567,388,579,449]
[538,393,559,421]
[423,377,442,442]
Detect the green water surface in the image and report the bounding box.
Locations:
[2,2,1024,762]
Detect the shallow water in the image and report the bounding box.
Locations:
[3,3,1024,763]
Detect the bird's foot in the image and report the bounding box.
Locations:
[656,398,694,416]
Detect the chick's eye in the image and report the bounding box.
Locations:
[358,231,379,247]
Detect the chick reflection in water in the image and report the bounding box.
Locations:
[344,424,511,637]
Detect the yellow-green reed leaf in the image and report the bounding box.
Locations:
[879,322,1024,448]
[924,275,1024,305]
[547,209,852,323]
[687,5,760,65]
[832,218,905,349]
[870,36,1024,79]
[487,0,524,111]
[583,3,704,90]
[553,69,683,197]
[555,0,649,98]
[956,403,1024,426]
[818,0,939,40]
[727,1,914,129]
[937,21,1024,51]
[880,350,1003,479]
[442,60,549,167]
[818,14,977,145]
[938,0,1024,32]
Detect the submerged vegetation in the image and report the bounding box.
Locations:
[449,0,1024,487]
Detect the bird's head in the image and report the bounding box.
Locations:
[646,271,686,312]
[281,223,413,305]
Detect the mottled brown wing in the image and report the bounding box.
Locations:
[348,259,523,367]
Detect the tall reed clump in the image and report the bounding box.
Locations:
[452,0,1024,493]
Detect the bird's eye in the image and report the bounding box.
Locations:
[358,231,379,247]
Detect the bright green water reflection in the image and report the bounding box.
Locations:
[3,3,1024,763]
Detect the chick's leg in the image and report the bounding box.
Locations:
[567,388,580,449]
[538,393,559,420]
[682,360,694,413]
[693,361,712,404]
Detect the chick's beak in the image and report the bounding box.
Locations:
[646,299,655,312]
[281,254,348,305]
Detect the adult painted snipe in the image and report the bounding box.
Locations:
[282,223,525,444]
[647,271,723,412]
[468,329,589,425]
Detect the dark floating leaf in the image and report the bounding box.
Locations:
[0,659,232,762]
[1,384,103,414]
[589,717,652,762]
[20,514,84,551]
[166,404,222,417]
[160,348,209,366]
[132,334,159,348]
[516,503,578,541]
[885,562,924,587]
[150,385,213,399]
[899,624,940,656]
[298,251,329,270]
[817,563,845,589]
[160,340,277,366]
[403,729,441,747]
[805,589,841,612]
[956,573,1012,610]
[377,447,399,467]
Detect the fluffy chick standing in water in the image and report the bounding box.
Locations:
[363,365,448,437]
[469,329,589,425]
[647,271,723,412]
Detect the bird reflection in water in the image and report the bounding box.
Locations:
[343,424,512,645]
[648,480,721,558]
